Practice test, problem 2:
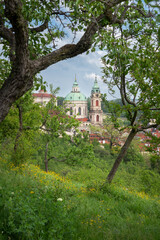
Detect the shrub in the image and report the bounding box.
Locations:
[123,143,144,164]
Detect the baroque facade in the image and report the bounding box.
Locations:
[64,77,103,125]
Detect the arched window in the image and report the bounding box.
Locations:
[70,107,73,115]
[92,100,93,106]
[96,100,99,106]
[96,115,99,122]
[78,107,81,115]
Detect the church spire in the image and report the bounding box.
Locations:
[91,75,100,94]
[95,74,97,83]
[72,75,79,92]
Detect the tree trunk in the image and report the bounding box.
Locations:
[0,69,33,123]
[110,136,113,149]
[106,128,137,183]
[44,142,49,172]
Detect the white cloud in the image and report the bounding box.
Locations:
[81,52,103,67]
[85,73,102,82]
[87,57,102,67]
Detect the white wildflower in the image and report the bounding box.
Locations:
[57,198,63,201]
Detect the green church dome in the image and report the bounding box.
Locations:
[65,92,87,101]
[64,78,87,101]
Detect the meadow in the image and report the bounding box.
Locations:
[0,151,160,240]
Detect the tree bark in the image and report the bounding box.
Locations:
[106,128,137,183]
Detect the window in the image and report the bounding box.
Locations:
[96,100,99,106]
[78,107,81,115]
[96,115,99,122]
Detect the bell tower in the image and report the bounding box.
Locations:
[89,76,103,125]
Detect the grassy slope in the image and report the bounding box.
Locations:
[0,160,160,240]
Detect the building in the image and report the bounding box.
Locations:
[89,77,103,125]
[64,77,88,119]
[64,76,103,126]
[33,89,56,106]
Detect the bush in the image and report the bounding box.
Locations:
[123,143,144,164]
[150,154,160,173]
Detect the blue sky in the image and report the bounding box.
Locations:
[40,49,112,99]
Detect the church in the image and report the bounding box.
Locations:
[64,77,103,125]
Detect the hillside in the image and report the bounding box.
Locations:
[0,157,160,240]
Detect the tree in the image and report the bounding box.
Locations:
[0,0,154,123]
[145,130,160,172]
[57,97,64,106]
[101,14,160,183]
[103,115,123,150]
[0,91,42,165]
[40,93,79,172]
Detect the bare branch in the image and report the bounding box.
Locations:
[138,123,159,132]
[130,5,154,18]
[0,17,14,43]
[30,20,48,33]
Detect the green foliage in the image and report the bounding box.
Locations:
[123,143,144,164]
[57,96,64,106]
[101,16,160,128]
[0,91,42,165]
[150,155,160,173]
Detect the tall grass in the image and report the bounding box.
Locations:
[0,160,160,240]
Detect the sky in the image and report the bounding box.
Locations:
[40,49,112,99]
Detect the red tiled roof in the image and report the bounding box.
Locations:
[77,118,89,122]
[33,93,53,98]
[32,89,53,98]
